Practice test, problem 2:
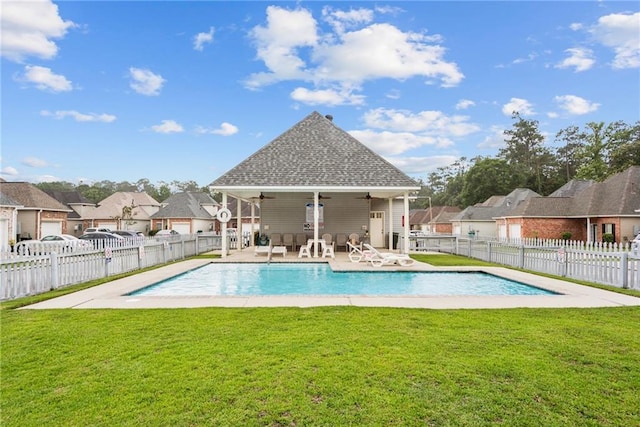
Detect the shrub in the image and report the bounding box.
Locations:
[561,232,572,241]
[602,233,615,243]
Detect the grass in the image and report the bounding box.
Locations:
[2,252,640,425]
[2,307,640,426]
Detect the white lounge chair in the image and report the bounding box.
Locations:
[347,241,374,263]
[362,243,415,267]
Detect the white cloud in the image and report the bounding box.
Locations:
[151,120,184,134]
[554,95,600,115]
[555,47,595,72]
[194,27,215,51]
[362,108,480,137]
[196,122,239,136]
[502,98,535,116]
[0,0,75,62]
[290,87,365,106]
[245,5,463,100]
[590,12,640,69]
[478,125,508,149]
[0,166,19,176]
[512,52,538,64]
[129,67,166,96]
[322,6,374,34]
[387,155,459,175]
[18,65,72,92]
[22,157,48,168]
[455,99,475,110]
[40,110,116,122]
[349,129,447,156]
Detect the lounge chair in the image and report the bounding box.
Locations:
[335,233,347,252]
[348,233,362,250]
[283,233,294,251]
[347,241,374,263]
[362,243,415,267]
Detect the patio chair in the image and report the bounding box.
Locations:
[298,239,313,258]
[335,233,347,252]
[321,233,333,246]
[283,233,294,251]
[295,233,307,250]
[362,243,415,267]
[348,233,361,250]
[270,233,282,246]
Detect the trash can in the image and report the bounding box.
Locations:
[393,232,399,249]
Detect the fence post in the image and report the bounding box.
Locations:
[621,252,629,289]
[487,241,492,263]
[518,245,525,269]
[50,252,59,290]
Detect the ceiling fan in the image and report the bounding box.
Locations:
[355,192,381,200]
[305,193,332,200]
[249,192,276,201]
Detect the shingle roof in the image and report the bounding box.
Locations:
[151,192,218,219]
[210,111,419,192]
[0,192,22,207]
[86,192,160,219]
[44,190,93,205]
[0,182,70,211]
[506,166,640,217]
[453,188,540,221]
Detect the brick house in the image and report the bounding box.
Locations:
[150,192,220,234]
[500,166,640,243]
[0,181,71,241]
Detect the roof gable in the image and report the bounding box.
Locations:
[0,182,70,211]
[211,111,418,191]
[151,192,218,219]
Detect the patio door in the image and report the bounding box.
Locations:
[369,211,384,247]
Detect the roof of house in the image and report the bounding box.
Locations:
[210,111,419,199]
[0,182,70,211]
[85,192,160,219]
[44,190,95,219]
[151,192,219,219]
[410,206,461,225]
[505,166,640,217]
[0,192,23,207]
[452,188,540,221]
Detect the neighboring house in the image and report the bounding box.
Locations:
[150,192,220,234]
[210,111,420,254]
[82,192,161,234]
[451,188,541,238]
[0,181,72,241]
[219,196,260,236]
[44,190,96,237]
[410,206,461,234]
[0,192,23,251]
[500,166,640,243]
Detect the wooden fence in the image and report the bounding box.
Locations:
[404,235,640,290]
[1,234,222,301]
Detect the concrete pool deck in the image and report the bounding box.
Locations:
[21,249,640,310]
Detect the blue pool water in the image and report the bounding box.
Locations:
[128,263,556,297]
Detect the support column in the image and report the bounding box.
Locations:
[403,192,410,254]
[221,192,228,258]
[313,191,319,258]
[236,197,242,249]
[388,197,394,251]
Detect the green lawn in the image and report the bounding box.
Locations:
[2,254,640,426]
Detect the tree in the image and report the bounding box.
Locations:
[499,112,552,194]
[607,121,640,174]
[574,122,610,181]
[554,125,585,182]
[460,157,516,206]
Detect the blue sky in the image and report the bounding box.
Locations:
[2,1,639,188]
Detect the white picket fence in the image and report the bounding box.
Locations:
[0,234,223,301]
[404,235,640,290]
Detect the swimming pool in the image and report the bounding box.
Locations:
[128,263,556,297]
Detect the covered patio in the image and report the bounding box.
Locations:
[210,112,421,258]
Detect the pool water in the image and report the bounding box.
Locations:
[128,263,556,297]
